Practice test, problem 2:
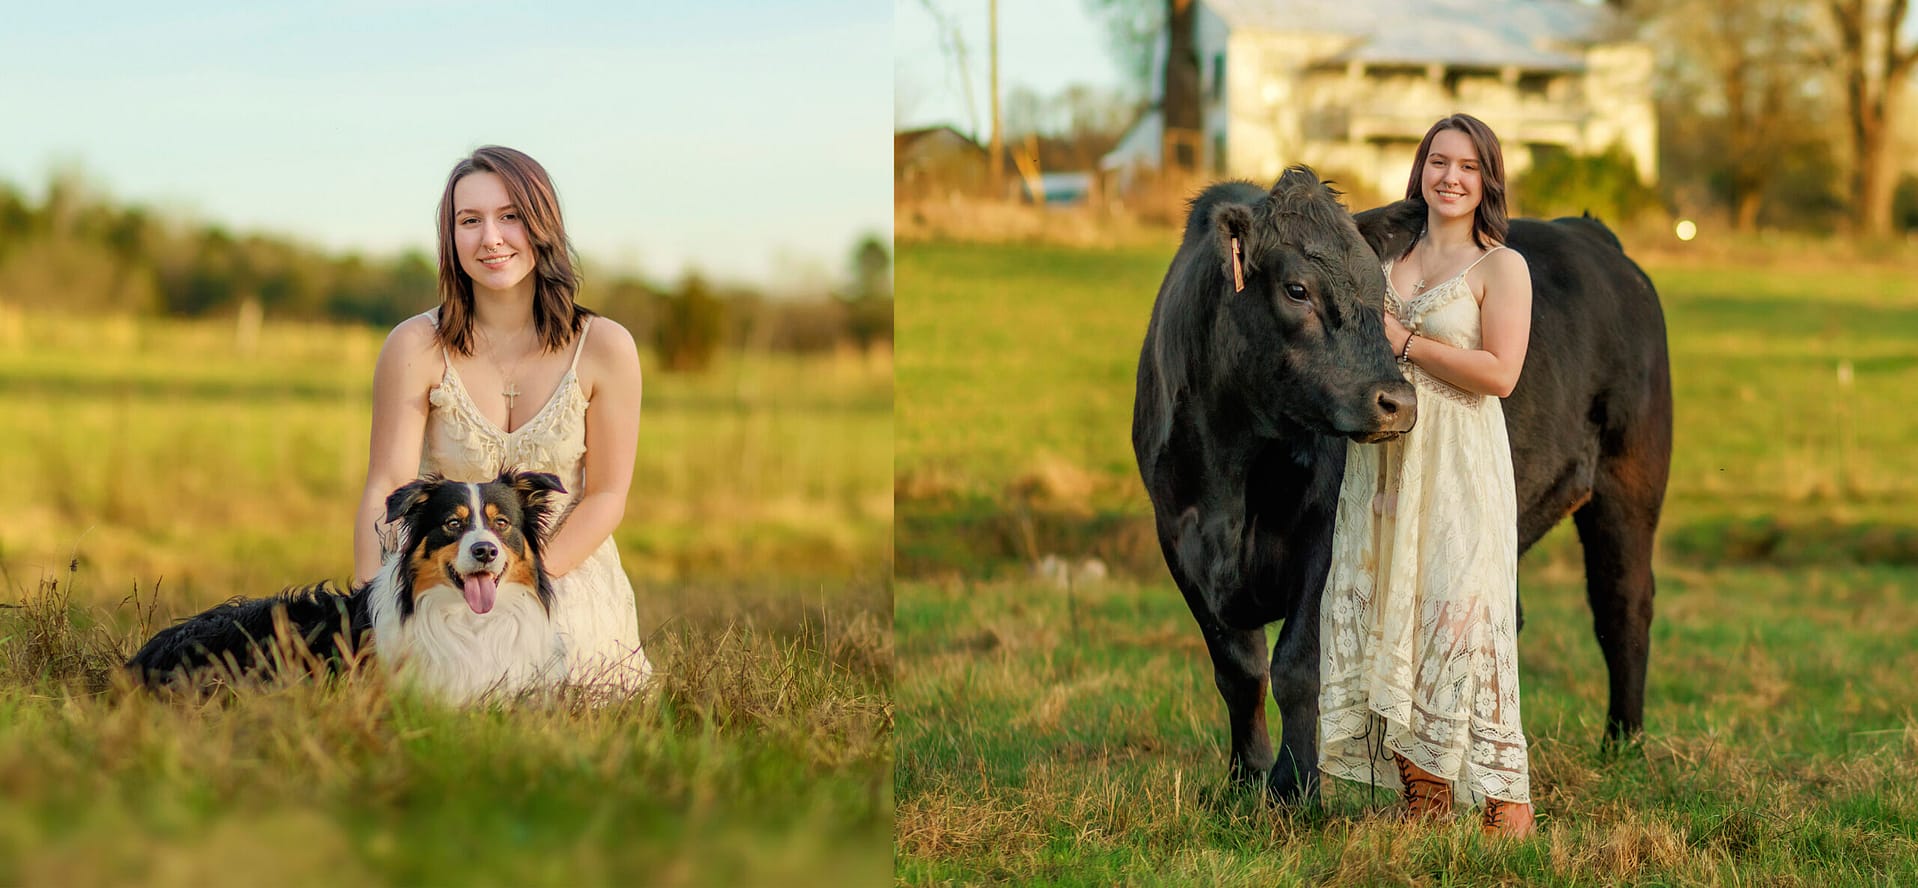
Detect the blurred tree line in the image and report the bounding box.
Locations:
[0,172,891,372]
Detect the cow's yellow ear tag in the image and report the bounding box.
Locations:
[1231,238,1245,293]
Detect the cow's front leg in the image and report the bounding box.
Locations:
[1197,622,1275,787]
[1267,600,1323,805]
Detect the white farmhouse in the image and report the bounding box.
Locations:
[1104,0,1657,198]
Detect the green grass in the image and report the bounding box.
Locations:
[0,311,892,601]
[896,567,1918,885]
[897,240,1918,574]
[0,312,892,886]
[2,571,892,887]
[894,237,1918,884]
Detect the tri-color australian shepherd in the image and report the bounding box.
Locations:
[128,470,569,704]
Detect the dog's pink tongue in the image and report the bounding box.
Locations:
[462,574,498,614]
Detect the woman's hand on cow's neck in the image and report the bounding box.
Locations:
[1382,311,1412,354]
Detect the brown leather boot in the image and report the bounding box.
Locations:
[1482,797,1537,837]
[1393,753,1453,820]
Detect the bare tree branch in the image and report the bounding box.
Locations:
[916,0,981,140]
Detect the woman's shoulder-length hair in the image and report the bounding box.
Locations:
[1402,113,1510,252]
[434,145,594,356]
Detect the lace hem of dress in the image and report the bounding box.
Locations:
[1321,687,1531,804]
[1320,750,1531,806]
[1321,586,1530,804]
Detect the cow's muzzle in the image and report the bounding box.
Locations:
[1348,380,1417,442]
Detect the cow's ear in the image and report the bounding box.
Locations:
[1211,203,1254,293]
[1353,199,1424,261]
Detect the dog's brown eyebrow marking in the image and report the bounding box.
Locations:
[453,505,470,520]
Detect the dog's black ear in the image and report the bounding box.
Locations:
[383,477,436,523]
[502,470,566,509]
[501,471,566,542]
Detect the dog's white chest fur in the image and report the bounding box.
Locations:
[368,564,567,704]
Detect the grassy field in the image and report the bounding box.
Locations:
[0,311,893,886]
[895,237,1918,884]
[0,310,892,596]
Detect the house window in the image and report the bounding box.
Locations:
[1519,73,1555,100]
[1445,68,1498,100]
[1369,65,1425,80]
[1212,53,1225,102]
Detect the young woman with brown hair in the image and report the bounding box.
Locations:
[1319,114,1538,837]
[353,145,652,695]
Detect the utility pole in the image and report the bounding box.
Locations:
[989,0,1005,199]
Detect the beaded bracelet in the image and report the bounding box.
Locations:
[1398,333,1416,365]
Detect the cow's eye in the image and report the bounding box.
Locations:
[1283,282,1310,303]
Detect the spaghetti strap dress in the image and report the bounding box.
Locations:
[1318,246,1531,805]
[416,313,654,695]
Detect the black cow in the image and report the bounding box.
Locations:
[1131,167,1671,803]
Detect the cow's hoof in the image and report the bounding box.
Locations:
[1199,774,1270,812]
[1598,727,1647,759]
[1265,771,1320,808]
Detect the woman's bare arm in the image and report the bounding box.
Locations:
[1383,248,1533,398]
[352,316,439,584]
[539,319,643,577]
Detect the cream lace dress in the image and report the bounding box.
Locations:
[416,313,654,695]
[1318,248,1530,805]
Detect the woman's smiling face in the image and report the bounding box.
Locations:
[452,171,536,296]
[1420,128,1483,222]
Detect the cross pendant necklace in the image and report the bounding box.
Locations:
[481,322,532,418]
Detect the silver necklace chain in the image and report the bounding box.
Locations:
[1409,229,1477,296]
[479,323,535,411]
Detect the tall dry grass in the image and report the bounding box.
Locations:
[0,562,894,886]
[0,311,893,886]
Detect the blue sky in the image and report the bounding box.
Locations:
[0,0,890,291]
[894,0,1122,138]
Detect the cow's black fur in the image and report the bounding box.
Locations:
[1132,168,1419,800]
[1132,169,1672,804]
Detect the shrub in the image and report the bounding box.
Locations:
[1516,142,1663,224]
